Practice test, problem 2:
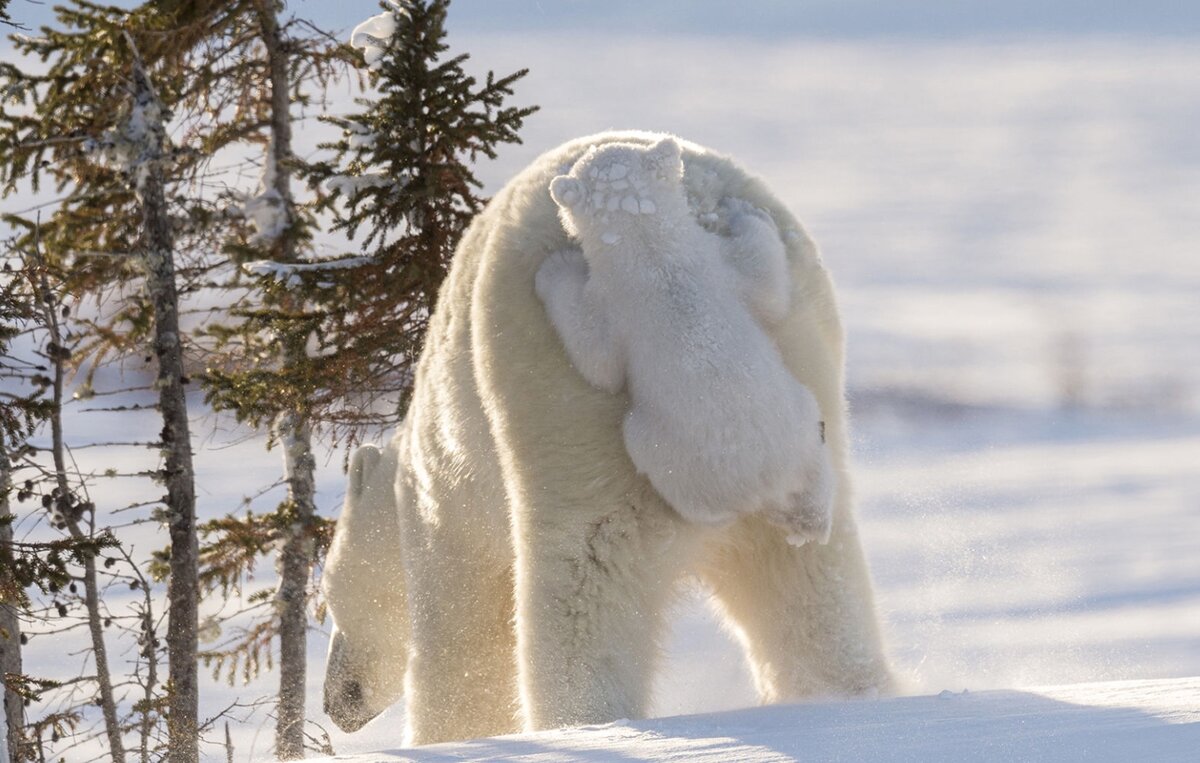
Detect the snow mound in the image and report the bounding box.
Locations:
[311,677,1200,762]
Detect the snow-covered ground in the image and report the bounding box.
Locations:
[308,677,1200,762]
[4,31,1199,762]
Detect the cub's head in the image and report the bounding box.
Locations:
[549,137,686,239]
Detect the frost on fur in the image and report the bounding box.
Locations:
[538,137,834,541]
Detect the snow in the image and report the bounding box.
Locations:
[307,677,1200,762]
[243,259,301,287]
[240,148,289,245]
[350,7,406,71]
[345,121,377,150]
[325,171,396,197]
[243,257,370,287]
[83,85,166,190]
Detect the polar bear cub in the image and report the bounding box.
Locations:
[536,137,834,543]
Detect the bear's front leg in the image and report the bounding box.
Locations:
[534,248,625,394]
[401,528,521,744]
[397,458,521,745]
[720,198,791,326]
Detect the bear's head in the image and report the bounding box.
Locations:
[322,444,409,732]
[550,137,687,240]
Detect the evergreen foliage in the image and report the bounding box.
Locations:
[0,5,210,759]
[0,261,53,452]
[0,0,537,758]
[0,243,160,762]
[194,5,535,747]
[208,0,538,435]
[0,2,229,386]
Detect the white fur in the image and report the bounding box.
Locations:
[322,131,895,746]
[321,443,410,731]
[537,138,834,541]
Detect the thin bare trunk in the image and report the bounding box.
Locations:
[118,545,159,763]
[125,44,199,763]
[1,448,29,763]
[253,4,314,758]
[31,241,126,763]
[273,413,315,761]
[138,606,158,763]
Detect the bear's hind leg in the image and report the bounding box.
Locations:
[513,497,690,730]
[699,513,895,702]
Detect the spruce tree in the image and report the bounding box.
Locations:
[1,5,205,759]
[1,251,37,763]
[131,2,347,757]
[3,1,536,758]
[290,0,537,427]
[0,240,137,761]
[124,48,199,763]
[0,447,24,763]
[3,2,352,756]
[199,0,535,752]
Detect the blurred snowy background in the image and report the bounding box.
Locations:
[3,1,1199,759]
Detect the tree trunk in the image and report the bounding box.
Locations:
[254,4,316,758]
[1,449,29,763]
[273,411,315,761]
[31,242,126,763]
[127,52,199,763]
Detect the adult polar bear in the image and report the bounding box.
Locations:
[322,131,894,745]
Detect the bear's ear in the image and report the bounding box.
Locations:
[348,444,382,501]
[646,136,683,178]
[549,175,584,210]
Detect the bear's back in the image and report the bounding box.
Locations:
[404,131,845,535]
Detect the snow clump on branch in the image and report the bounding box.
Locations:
[240,149,289,245]
[83,88,167,190]
[242,257,370,289]
[325,171,397,198]
[350,2,409,71]
[346,121,377,150]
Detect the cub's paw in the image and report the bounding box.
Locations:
[722,197,777,236]
[534,248,587,303]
